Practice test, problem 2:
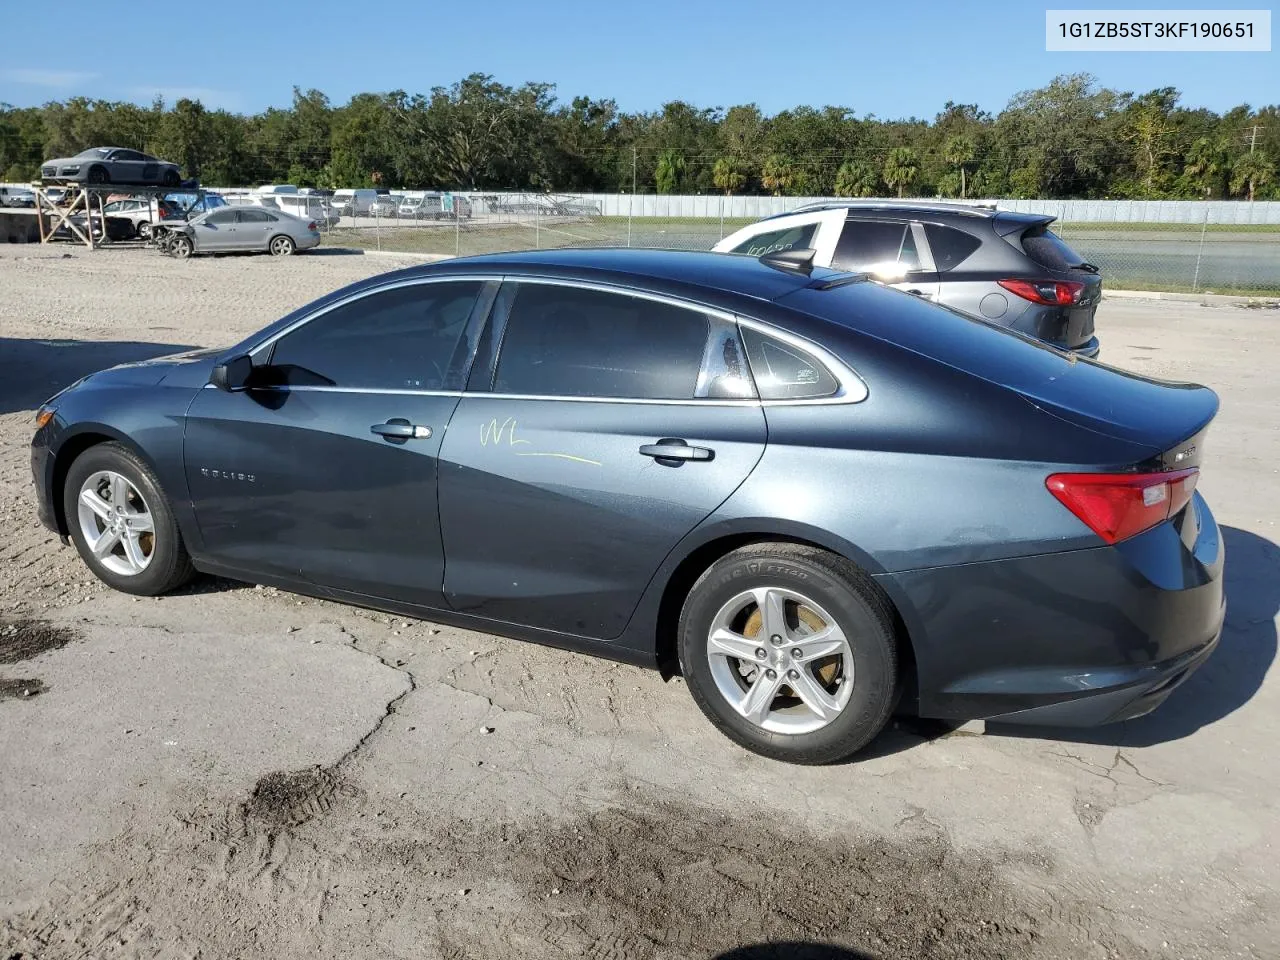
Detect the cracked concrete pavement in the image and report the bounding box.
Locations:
[0,246,1277,959]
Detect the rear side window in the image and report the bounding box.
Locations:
[832,221,920,273]
[923,224,981,271]
[237,209,269,223]
[494,284,709,400]
[741,327,839,400]
[731,222,818,257]
[1020,227,1086,271]
[269,281,482,390]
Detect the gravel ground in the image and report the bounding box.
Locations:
[0,245,1277,960]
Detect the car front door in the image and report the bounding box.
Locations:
[436,280,767,640]
[108,149,146,184]
[193,209,237,250]
[831,218,941,300]
[184,278,494,604]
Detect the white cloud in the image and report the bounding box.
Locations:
[128,86,241,110]
[2,68,99,88]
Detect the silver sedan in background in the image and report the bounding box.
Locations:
[162,206,321,258]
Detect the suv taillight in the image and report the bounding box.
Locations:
[1046,468,1199,544]
[999,278,1084,306]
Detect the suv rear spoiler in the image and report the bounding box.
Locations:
[992,211,1056,237]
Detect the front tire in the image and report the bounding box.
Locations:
[168,235,192,259]
[86,166,109,185]
[678,544,899,764]
[63,442,195,596]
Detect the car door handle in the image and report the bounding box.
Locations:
[370,419,431,442]
[639,439,714,463]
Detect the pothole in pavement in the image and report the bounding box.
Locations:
[0,619,78,664]
[0,677,46,701]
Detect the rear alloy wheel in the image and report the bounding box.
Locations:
[679,544,899,764]
[270,234,295,256]
[136,220,151,240]
[63,443,195,596]
[168,235,192,259]
[163,169,181,187]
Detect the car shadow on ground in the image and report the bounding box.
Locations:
[987,524,1277,748]
[0,337,199,416]
[714,945,873,960]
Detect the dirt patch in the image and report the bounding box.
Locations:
[0,620,77,664]
[238,765,351,832]
[0,677,45,701]
[3,781,1146,960]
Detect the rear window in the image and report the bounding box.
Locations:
[1021,228,1086,271]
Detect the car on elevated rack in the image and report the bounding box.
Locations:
[30,248,1222,764]
[41,147,182,187]
[714,201,1103,358]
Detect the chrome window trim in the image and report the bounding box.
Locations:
[227,272,867,406]
[246,273,506,356]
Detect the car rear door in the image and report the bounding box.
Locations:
[830,218,940,299]
[183,278,494,604]
[436,279,766,640]
[235,207,274,248]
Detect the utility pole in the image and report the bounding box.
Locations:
[1248,124,1262,153]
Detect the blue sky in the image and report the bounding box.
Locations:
[1,0,1274,117]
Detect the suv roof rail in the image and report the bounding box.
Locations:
[778,199,1000,218]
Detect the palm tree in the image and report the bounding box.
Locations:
[760,155,794,196]
[712,157,746,195]
[654,150,685,194]
[1184,136,1229,198]
[1230,151,1274,202]
[882,147,919,198]
[833,160,878,198]
[944,135,976,199]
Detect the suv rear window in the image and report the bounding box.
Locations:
[1020,227,1086,271]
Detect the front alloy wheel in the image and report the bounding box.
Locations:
[77,470,155,576]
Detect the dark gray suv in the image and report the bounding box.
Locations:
[716,201,1102,357]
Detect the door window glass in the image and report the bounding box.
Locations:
[923,224,982,271]
[269,281,483,390]
[832,220,920,276]
[237,208,270,223]
[494,284,709,400]
[205,210,237,225]
[730,222,818,257]
[741,327,839,400]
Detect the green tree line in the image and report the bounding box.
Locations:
[1,73,1275,200]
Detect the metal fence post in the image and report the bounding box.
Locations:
[1192,206,1209,293]
[719,193,725,241]
[455,200,461,257]
[535,201,540,249]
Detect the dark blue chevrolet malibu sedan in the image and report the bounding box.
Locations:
[31,249,1224,763]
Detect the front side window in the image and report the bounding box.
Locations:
[731,222,818,257]
[205,210,236,225]
[832,220,921,275]
[269,281,482,390]
[741,327,839,401]
[493,284,710,400]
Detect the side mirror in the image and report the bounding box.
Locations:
[210,354,254,392]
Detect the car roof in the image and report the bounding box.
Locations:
[759,200,1056,229]
[434,248,841,304]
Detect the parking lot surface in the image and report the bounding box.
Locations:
[0,246,1277,960]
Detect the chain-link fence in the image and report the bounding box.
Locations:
[225,190,1280,295]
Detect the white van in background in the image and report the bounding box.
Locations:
[332,188,377,215]
[274,193,339,226]
[0,185,36,208]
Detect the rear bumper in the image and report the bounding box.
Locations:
[885,491,1224,727]
[1070,335,1100,359]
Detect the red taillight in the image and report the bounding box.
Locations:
[308,221,318,231]
[999,278,1084,306]
[1046,468,1199,544]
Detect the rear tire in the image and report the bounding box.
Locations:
[137,221,151,240]
[62,442,195,597]
[269,234,295,256]
[163,169,181,187]
[678,544,899,764]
